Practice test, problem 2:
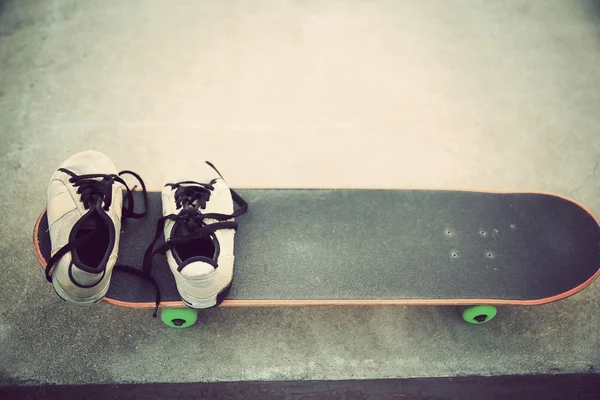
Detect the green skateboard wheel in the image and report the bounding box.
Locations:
[461,305,497,324]
[161,308,198,328]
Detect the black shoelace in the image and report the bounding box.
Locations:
[140,166,248,316]
[45,168,162,314]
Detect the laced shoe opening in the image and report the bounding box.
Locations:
[73,213,111,269]
[174,236,215,261]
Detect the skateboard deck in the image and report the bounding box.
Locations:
[34,189,600,325]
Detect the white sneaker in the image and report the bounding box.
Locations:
[142,161,248,308]
[45,150,147,305]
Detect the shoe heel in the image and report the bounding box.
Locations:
[51,275,109,306]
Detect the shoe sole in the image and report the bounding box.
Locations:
[178,281,232,309]
[52,275,109,306]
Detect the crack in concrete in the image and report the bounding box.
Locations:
[572,156,600,194]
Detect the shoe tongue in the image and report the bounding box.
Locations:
[172,222,190,238]
[80,219,98,232]
[172,219,201,238]
[77,209,104,235]
[173,208,204,238]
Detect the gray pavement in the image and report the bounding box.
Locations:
[0,0,599,385]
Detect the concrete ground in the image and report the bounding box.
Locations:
[1,0,599,385]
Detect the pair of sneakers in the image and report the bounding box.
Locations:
[44,150,247,312]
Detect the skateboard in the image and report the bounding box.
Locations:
[33,189,600,328]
